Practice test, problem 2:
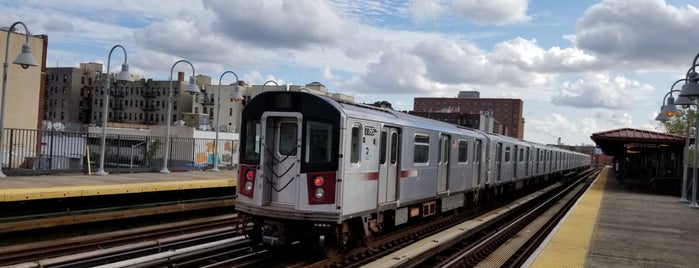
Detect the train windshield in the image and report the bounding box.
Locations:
[243,119,261,162]
[305,121,332,164]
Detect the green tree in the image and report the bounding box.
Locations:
[663,106,695,136]
[662,106,696,166]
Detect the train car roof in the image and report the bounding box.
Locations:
[331,96,487,138]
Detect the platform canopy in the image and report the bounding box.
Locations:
[590,128,688,158]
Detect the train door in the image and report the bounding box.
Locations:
[495,143,502,182]
[260,113,302,207]
[473,139,483,187]
[378,127,400,205]
[525,147,531,177]
[437,134,450,194]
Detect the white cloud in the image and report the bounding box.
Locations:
[570,0,699,68]
[406,0,531,26]
[204,0,354,49]
[452,0,531,25]
[551,73,654,109]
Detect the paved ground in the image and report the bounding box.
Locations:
[586,172,699,268]
[0,169,238,189]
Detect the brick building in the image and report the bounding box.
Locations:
[413,91,524,139]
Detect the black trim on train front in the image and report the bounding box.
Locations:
[240,91,341,173]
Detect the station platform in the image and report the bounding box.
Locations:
[526,167,699,267]
[0,170,237,202]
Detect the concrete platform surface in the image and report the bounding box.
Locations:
[0,170,237,201]
[586,171,699,268]
[528,167,699,267]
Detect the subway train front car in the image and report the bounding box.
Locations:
[236,91,349,256]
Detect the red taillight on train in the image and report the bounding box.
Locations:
[238,165,256,198]
[307,171,336,205]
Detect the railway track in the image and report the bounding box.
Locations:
[0,214,241,267]
[1,169,599,267]
[300,168,599,267]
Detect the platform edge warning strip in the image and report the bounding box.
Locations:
[527,167,608,267]
[0,179,236,202]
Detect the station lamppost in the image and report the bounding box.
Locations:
[657,80,694,202]
[261,80,282,92]
[678,55,699,208]
[160,60,200,174]
[0,21,38,178]
[96,45,133,175]
[211,70,239,172]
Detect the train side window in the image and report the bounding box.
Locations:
[305,121,332,164]
[279,122,297,156]
[458,140,468,163]
[390,132,398,164]
[380,131,387,165]
[474,139,482,165]
[505,146,511,162]
[351,125,361,164]
[414,134,429,164]
[519,148,524,162]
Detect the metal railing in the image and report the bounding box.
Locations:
[0,128,238,176]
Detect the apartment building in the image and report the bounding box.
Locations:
[45,63,102,127]
[413,91,524,139]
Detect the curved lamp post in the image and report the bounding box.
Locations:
[211,71,239,172]
[261,80,282,92]
[661,79,695,203]
[160,60,200,174]
[0,21,38,178]
[679,55,699,209]
[96,45,133,175]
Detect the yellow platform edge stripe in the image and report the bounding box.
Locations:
[0,179,236,202]
[528,167,608,268]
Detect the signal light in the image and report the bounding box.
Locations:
[246,170,255,180]
[313,176,324,187]
[314,188,325,199]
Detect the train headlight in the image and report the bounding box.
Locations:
[313,176,324,187]
[314,188,325,199]
[244,181,253,192]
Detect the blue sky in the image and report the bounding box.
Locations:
[3,0,699,146]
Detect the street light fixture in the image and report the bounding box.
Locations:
[160,59,200,174]
[0,21,38,178]
[261,80,282,92]
[96,45,133,176]
[662,79,695,203]
[211,70,239,172]
[677,54,699,209]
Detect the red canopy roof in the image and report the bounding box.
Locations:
[591,128,686,144]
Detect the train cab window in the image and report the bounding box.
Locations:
[458,140,468,163]
[243,120,261,162]
[278,122,297,156]
[305,121,332,164]
[414,134,429,164]
[351,125,361,164]
[505,146,511,162]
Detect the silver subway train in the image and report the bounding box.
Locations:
[235,91,591,256]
